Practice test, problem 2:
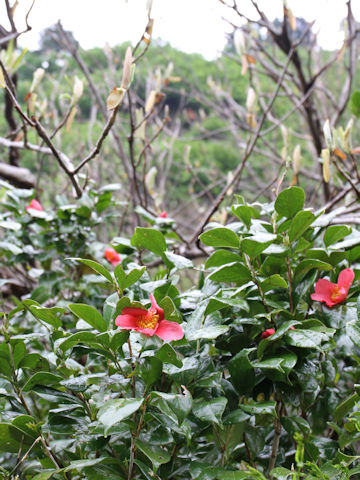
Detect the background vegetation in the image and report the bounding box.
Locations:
[1,0,360,478]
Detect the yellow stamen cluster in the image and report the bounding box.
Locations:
[331,286,340,301]
[137,312,159,330]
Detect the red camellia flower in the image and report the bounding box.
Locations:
[26,199,43,212]
[311,268,354,308]
[104,247,120,266]
[261,328,275,339]
[159,211,168,218]
[115,294,184,341]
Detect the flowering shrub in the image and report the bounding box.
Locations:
[311,268,354,307]
[104,247,121,266]
[1,185,360,479]
[115,293,184,340]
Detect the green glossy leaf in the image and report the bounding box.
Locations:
[114,264,146,289]
[285,326,335,349]
[239,401,276,416]
[228,348,256,395]
[32,471,56,480]
[186,323,229,341]
[132,227,166,255]
[12,415,38,438]
[209,262,252,284]
[257,321,299,358]
[135,439,171,470]
[151,391,193,425]
[205,296,248,315]
[23,372,62,392]
[288,210,315,242]
[270,467,293,480]
[200,227,239,248]
[57,331,99,352]
[124,266,146,287]
[68,303,107,332]
[346,320,360,347]
[205,250,241,269]
[163,251,193,269]
[351,91,360,117]
[27,305,64,328]
[98,398,144,434]
[294,259,332,277]
[324,225,352,247]
[139,357,162,387]
[261,274,287,293]
[232,204,260,228]
[334,393,360,423]
[103,292,118,326]
[275,187,305,218]
[223,409,250,425]
[281,416,310,435]
[192,397,228,425]
[0,423,35,453]
[68,258,113,284]
[155,343,183,367]
[109,330,129,352]
[95,191,112,213]
[241,233,276,259]
[62,458,112,473]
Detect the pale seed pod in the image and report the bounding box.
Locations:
[234,29,246,56]
[106,87,125,111]
[0,68,5,88]
[323,119,333,149]
[246,87,256,112]
[321,148,331,183]
[72,76,83,104]
[121,47,133,90]
[30,68,45,93]
[292,144,301,174]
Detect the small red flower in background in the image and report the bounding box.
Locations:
[261,328,275,339]
[115,293,184,341]
[288,326,295,331]
[159,211,168,218]
[26,199,43,212]
[311,268,354,308]
[104,247,120,266]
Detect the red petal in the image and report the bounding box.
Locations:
[313,278,334,297]
[155,320,184,341]
[150,293,164,321]
[337,268,354,291]
[311,293,336,307]
[121,307,147,317]
[27,199,43,211]
[115,314,138,328]
[261,328,275,339]
[133,326,157,336]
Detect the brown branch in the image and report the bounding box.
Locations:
[73,105,120,174]
[31,117,82,197]
[190,40,298,243]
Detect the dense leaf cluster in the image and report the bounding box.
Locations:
[0,184,360,479]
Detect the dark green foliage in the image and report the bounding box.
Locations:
[1,184,360,479]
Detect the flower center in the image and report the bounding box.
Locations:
[331,285,341,301]
[137,311,159,330]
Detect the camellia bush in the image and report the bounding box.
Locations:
[1,184,360,480]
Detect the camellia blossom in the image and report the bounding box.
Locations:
[311,268,354,308]
[261,328,275,339]
[104,247,120,266]
[159,211,168,218]
[26,199,43,212]
[115,294,184,341]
